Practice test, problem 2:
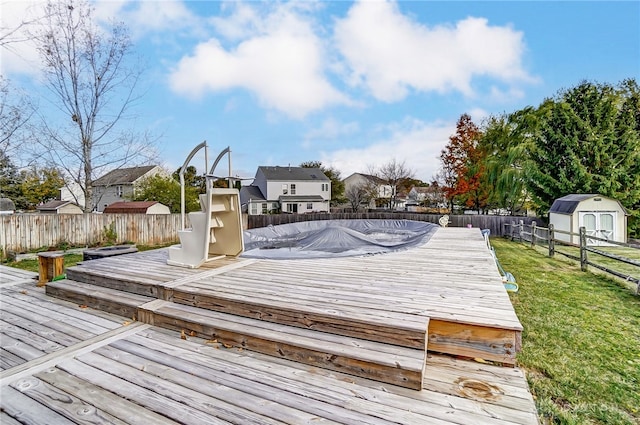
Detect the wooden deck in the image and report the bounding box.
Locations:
[1,227,539,423]
[1,282,538,424]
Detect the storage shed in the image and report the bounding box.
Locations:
[37,200,83,214]
[549,194,628,245]
[103,201,170,214]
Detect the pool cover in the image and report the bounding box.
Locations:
[242,219,438,259]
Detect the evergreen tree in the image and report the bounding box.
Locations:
[525,80,640,214]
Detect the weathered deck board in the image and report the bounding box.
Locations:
[0,283,125,370]
[1,282,538,425]
[0,265,37,287]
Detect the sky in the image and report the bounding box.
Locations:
[1,0,639,183]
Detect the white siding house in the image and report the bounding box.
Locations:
[240,166,331,215]
[92,165,163,212]
[343,173,392,209]
[549,194,628,245]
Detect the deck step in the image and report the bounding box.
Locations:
[45,279,153,319]
[66,265,161,298]
[170,285,429,350]
[138,300,428,390]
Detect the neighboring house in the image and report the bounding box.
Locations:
[343,173,392,209]
[59,181,86,210]
[92,165,163,212]
[103,201,170,215]
[37,200,83,214]
[0,198,16,215]
[240,166,331,215]
[408,186,431,203]
[549,194,628,245]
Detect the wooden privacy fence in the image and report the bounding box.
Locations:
[504,220,640,294]
[0,213,183,256]
[247,212,541,237]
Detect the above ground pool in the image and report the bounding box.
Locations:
[242,219,438,259]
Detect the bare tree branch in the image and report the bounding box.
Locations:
[28,0,156,212]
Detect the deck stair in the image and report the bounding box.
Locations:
[47,268,429,390]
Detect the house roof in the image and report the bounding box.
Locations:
[549,194,627,215]
[93,165,157,186]
[410,186,431,194]
[344,172,385,185]
[37,200,79,211]
[240,186,266,204]
[103,201,160,213]
[258,166,329,181]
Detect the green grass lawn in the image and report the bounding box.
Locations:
[492,238,640,425]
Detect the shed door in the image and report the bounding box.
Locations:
[579,212,615,246]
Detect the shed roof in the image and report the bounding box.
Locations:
[549,194,627,215]
[93,165,157,186]
[103,201,160,213]
[258,166,329,181]
[37,200,79,211]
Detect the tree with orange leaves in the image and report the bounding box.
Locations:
[439,114,488,213]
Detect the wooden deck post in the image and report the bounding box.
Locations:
[579,226,588,271]
[548,224,555,257]
[38,252,64,285]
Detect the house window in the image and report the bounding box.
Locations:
[287,203,298,213]
[250,203,257,215]
[307,203,313,210]
[282,184,288,194]
[116,185,123,197]
[290,184,296,195]
[321,183,329,192]
[262,203,268,214]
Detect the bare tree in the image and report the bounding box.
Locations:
[30,0,156,212]
[0,76,34,158]
[345,183,367,212]
[370,158,414,210]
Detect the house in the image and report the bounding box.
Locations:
[103,201,170,215]
[240,166,331,215]
[37,200,83,214]
[549,194,628,245]
[92,165,163,212]
[343,173,392,209]
[59,182,86,209]
[408,186,430,203]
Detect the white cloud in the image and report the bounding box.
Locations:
[321,117,455,182]
[94,0,201,38]
[0,1,47,76]
[304,117,359,142]
[334,0,534,102]
[169,4,348,119]
[209,2,260,41]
